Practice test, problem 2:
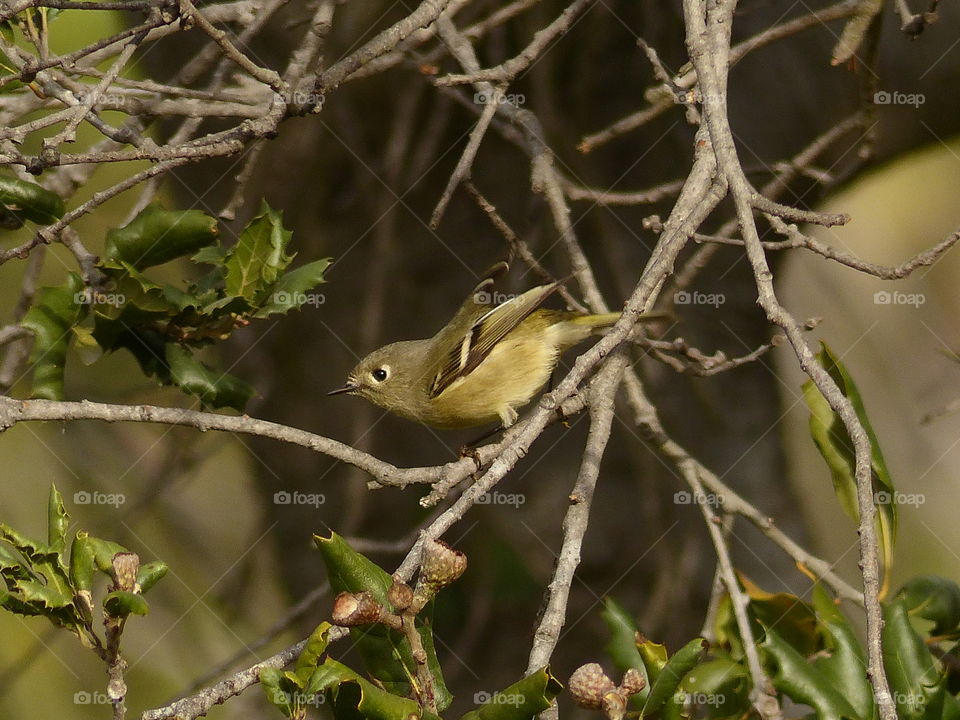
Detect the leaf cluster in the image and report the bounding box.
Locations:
[18,200,330,410]
[0,485,167,652]
[263,533,562,720]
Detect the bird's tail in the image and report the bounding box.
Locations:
[552,310,668,350]
[569,310,670,331]
[561,312,619,333]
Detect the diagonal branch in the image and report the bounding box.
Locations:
[525,352,625,675]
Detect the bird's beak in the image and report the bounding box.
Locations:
[327,380,359,396]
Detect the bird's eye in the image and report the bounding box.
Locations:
[372,367,388,382]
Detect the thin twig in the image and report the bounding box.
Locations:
[690,467,782,719]
[436,0,595,86]
[177,0,285,92]
[462,181,587,312]
[428,62,501,228]
[700,514,734,642]
[525,352,625,674]
[316,0,454,96]
[139,633,334,720]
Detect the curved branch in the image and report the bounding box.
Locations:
[0,396,476,488]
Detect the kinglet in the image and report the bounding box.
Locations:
[328,263,662,429]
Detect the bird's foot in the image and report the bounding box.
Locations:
[458,444,484,472]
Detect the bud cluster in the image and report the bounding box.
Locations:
[413,539,467,610]
[568,664,646,720]
[330,539,467,631]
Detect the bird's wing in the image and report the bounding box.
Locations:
[429,280,559,398]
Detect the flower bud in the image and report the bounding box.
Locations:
[331,591,383,627]
[111,552,140,592]
[388,579,414,612]
[568,663,616,709]
[619,668,645,696]
[419,539,467,591]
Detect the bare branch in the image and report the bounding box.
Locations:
[0,396,478,489]
[436,0,594,86]
[139,634,331,720]
[690,470,782,719]
[316,0,454,96]
[177,0,285,92]
[525,352,625,673]
[684,0,894,715]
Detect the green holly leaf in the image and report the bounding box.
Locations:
[641,638,707,716]
[47,485,69,554]
[601,597,649,705]
[254,258,331,317]
[103,590,149,618]
[68,532,95,593]
[20,274,85,400]
[295,622,333,684]
[0,175,64,226]
[225,201,295,301]
[0,485,82,629]
[165,343,254,411]
[261,666,301,718]
[803,342,896,596]
[762,624,862,720]
[466,666,563,720]
[741,573,819,656]
[678,658,750,717]
[135,561,168,594]
[310,657,425,720]
[811,585,873,720]
[896,576,960,636]
[883,599,946,720]
[104,204,218,270]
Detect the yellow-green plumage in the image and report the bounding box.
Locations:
[329,264,654,429]
[420,309,621,428]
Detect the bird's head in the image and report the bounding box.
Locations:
[328,340,431,418]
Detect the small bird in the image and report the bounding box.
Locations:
[328,263,662,429]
